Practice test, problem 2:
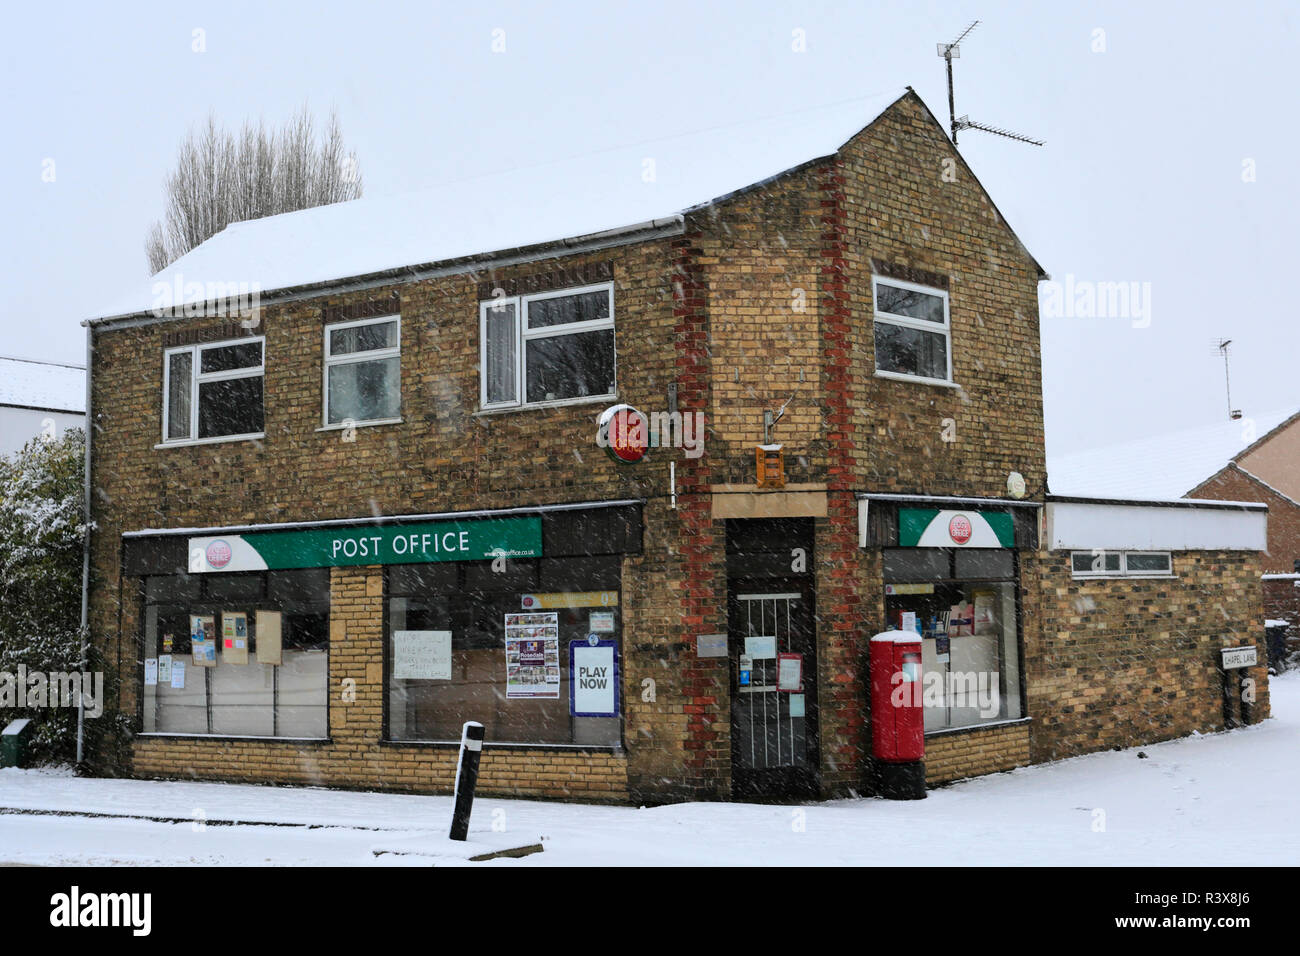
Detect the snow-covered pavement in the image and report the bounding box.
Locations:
[2,672,1297,866]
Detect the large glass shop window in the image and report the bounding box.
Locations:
[386,555,621,746]
[882,549,1023,732]
[141,569,330,737]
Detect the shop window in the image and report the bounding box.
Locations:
[141,569,329,738]
[883,549,951,582]
[386,555,622,746]
[479,283,616,409]
[162,337,265,443]
[1070,550,1172,578]
[882,548,1023,733]
[324,316,401,425]
[871,276,951,384]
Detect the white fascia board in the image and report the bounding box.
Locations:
[1046,500,1267,552]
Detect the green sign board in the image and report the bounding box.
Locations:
[189,516,542,572]
[898,508,1015,548]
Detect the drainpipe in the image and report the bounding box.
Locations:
[76,324,92,768]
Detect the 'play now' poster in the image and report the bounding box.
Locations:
[570,640,618,717]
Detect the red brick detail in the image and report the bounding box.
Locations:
[672,233,728,796]
[818,161,866,788]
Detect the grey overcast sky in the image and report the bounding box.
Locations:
[2,0,1296,456]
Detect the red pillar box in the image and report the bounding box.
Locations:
[869,631,927,800]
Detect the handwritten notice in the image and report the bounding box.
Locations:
[392,631,452,680]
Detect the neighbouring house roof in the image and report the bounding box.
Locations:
[1206,462,1300,508]
[87,87,1044,326]
[0,355,86,413]
[1048,406,1300,500]
[1228,409,1300,464]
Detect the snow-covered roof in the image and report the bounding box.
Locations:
[0,356,86,413]
[1047,406,1300,500]
[92,89,911,323]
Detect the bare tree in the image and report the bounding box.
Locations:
[146,105,362,274]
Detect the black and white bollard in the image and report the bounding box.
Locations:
[449,721,485,842]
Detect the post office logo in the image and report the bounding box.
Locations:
[205,539,233,569]
[948,515,973,545]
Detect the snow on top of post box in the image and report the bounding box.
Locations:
[87,89,908,323]
[871,631,922,644]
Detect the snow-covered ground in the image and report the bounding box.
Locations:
[2,672,1297,866]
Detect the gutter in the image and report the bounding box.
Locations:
[82,216,685,333]
[76,325,92,768]
[121,497,646,539]
[1045,493,1267,512]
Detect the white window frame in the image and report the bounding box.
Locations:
[870,275,954,386]
[322,315,402,429]
[1070,550,1174,579]
[160,336,265,446]
[479,281,616,411]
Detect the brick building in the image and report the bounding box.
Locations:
[1187,414,1300,654]
[81,88,1270,802]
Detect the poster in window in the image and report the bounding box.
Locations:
[947,603,974,637]
[569,639,617,716]
[393,631,452,680]
[157,654,173,683]
[504,612,560,699]
[144,659,158,686]
[777,653,803,692]
[190,615,217,666]
[972,589,997,635]
[170,659,186,689]
[256,610,282,665]
[222,611,249,665]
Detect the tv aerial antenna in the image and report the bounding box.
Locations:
[937,20,1044,146]
[1215,338,1243,420]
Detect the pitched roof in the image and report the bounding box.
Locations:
[1227,409,1300,464]
[0,356,86,413]
[91,88,915,323]
[1048,405,1300,500]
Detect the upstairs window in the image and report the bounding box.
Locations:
[324,316,401,426]
[871,276,952,384]
[480,282,616,409]
[163,338,265,443]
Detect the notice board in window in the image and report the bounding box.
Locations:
[256,610,282,665]
[222,611,249,665]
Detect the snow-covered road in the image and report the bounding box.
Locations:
[2,672,1296,866]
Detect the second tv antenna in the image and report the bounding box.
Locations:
[937,20,1044,147]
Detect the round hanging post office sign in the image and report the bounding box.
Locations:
[597,404,649,464]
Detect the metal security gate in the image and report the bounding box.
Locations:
[729,583,818,799]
